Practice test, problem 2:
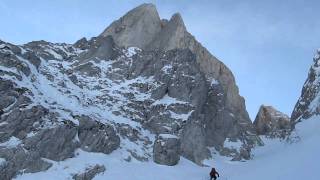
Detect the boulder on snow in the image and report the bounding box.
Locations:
[153,134,180,166]
[72,164,106,180]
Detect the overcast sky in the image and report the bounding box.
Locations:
[1,0,319,119]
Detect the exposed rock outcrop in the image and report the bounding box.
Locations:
[180,120,209,164]
[254,105,291,138]
[0,105,48,142]
[77,116,120,154]
[23,123,79,161]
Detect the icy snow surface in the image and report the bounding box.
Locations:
[159,134,178,139]
[0,136,21,148]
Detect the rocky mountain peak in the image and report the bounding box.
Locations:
[123,3,160,24]
[100,3,161,49]
[100,3,188,51]
[100,4,247,126]
[133,3,157,11]
[254,105,291,138]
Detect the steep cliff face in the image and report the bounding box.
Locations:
[0,3,261,179]
[101,3,259,162]
[292,49,320,123]
[101,4,247,121]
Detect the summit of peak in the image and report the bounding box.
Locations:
[100,4,189,50]
[134,3,156,10]
[170,13,186,30]
[170,13,184,24]
[163,13,186,31]
[126,3,158,17]
[100,3,162,49]
[260,104,274,109]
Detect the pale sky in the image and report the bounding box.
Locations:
[1,0,319,120]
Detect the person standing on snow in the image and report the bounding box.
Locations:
[210,167,220,180]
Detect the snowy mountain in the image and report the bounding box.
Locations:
[292,49,320,123]
[0,3,319,180]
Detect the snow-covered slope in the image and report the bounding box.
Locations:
[15,115,320,180]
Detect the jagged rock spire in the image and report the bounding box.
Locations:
[147,13,187,50]
[100,3,162,49]
[99,4,188,51]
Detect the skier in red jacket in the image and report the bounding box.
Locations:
[210,168,220,180]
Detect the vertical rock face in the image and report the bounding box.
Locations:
[292,49,320,123]
[100,4,245,122]
[180,120,209,164]
[254,105,291,138]
[100,3,258,163]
